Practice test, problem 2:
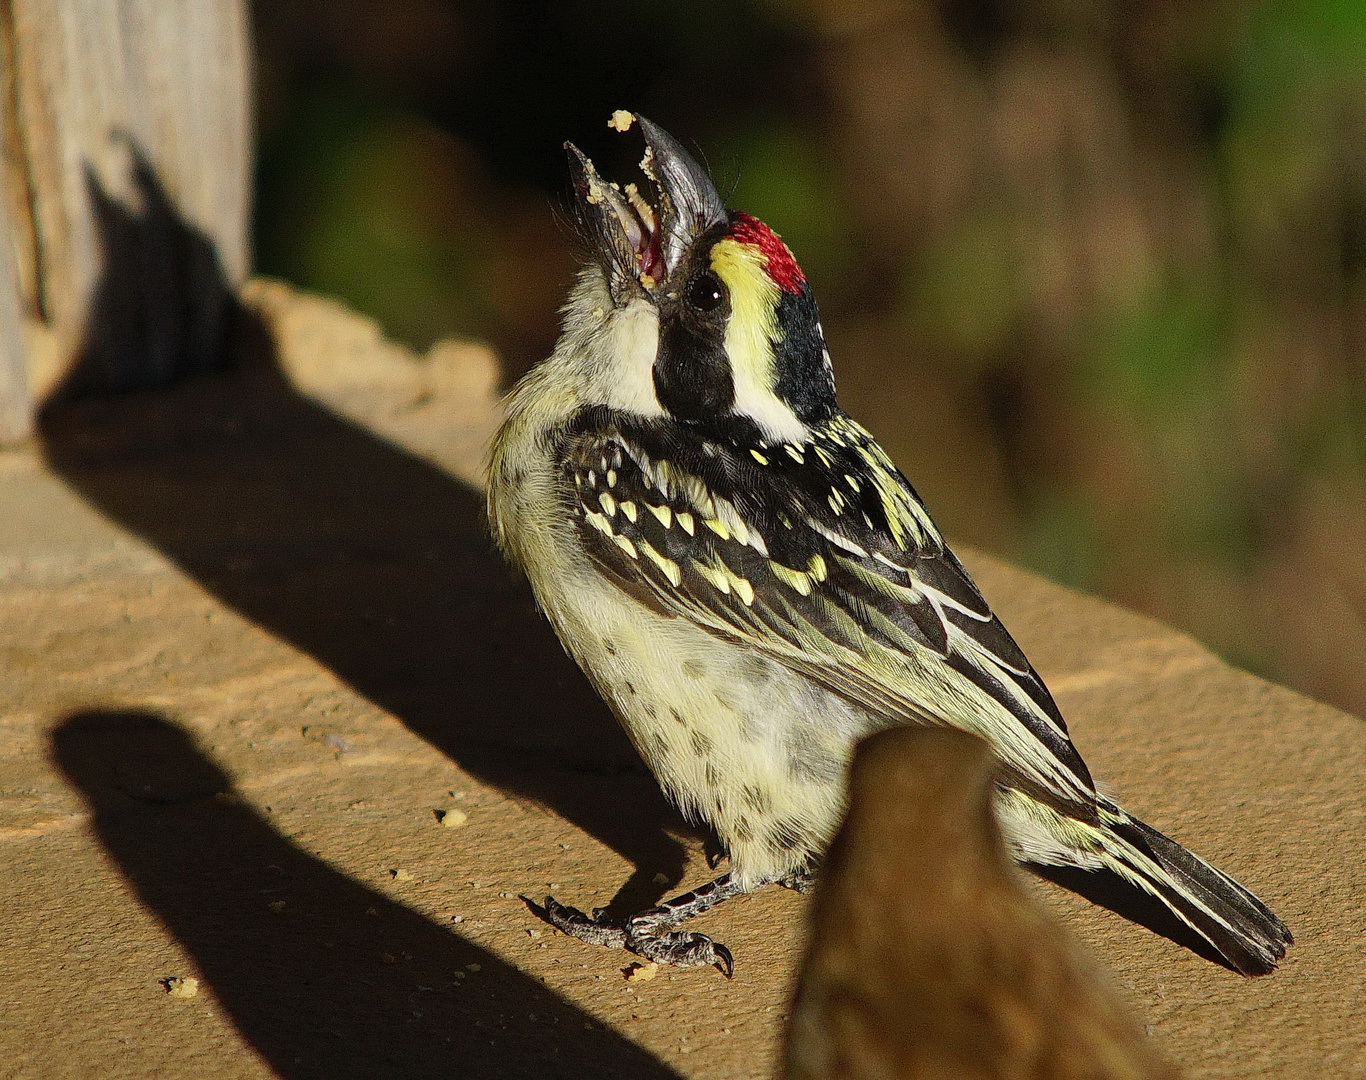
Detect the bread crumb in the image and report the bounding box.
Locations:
[391,868,415,883]
[437,808,468,828]
[625,962,659,982]
[162,977,199,999]
[608,110,635,132]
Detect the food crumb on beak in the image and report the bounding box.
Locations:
[609,109,635,132]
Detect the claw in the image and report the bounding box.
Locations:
[544,895,586,926]
[622,925,733,973]
[778,867,816,894]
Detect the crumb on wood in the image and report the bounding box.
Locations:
[162,977,199,999]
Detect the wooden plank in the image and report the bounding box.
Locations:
[0,4,40,323]
[5,0,249,404]
[0,162,30,443]
[0,5,32,442]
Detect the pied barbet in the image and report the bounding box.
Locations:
[487,112,1291,977]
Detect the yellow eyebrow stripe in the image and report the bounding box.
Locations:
[710,235,779,401]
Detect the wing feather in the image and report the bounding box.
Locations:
[558,409,1096,810]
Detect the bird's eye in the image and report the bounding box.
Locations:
[687,272,725,313]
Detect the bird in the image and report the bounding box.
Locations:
[784,726,1182,1080]
[486,111,1291,977]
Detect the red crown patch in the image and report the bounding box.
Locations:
[728,212,806,294]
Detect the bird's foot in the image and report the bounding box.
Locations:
[778,865,817,893]
[622,913,734,975]
[538,890,736,976]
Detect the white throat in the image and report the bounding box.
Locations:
[596,299,665,418]
[558,270,811,442]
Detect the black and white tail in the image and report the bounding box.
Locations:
[1092,801,1292,975]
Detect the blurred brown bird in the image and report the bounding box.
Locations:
[785,727,1181,1080]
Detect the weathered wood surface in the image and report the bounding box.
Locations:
[1,283,1360,1077]
[0,0,250,439]
[0,120,29,442]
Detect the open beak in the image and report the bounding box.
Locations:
[566,113,727,295]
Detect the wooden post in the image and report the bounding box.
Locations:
[0,0,250,440]
[0,8,33,442]
[0,170,27,441]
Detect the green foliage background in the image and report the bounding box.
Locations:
[254,0,1366,716]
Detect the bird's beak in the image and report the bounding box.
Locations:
[566,113,727,296]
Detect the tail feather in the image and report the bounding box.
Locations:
[1097,804,1292,976]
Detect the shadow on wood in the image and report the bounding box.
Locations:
[51,709,679,1080]
[53,137,234,398]
[785,727,1181,1080]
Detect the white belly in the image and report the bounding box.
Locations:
[537,562,877,887]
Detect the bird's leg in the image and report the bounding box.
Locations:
[540,872,759,976]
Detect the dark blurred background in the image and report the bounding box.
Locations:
[252,0,1366,718]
